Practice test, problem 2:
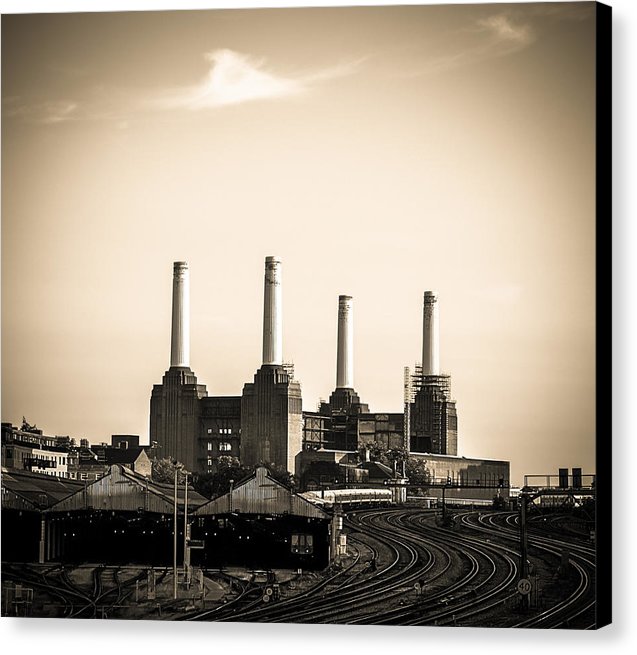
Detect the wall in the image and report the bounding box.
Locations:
[150,366,208,471]
[240,366,303,474]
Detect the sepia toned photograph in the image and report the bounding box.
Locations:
[1,0,610,630]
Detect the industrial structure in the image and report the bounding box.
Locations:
[148,258,508,497]
[191,466,331,570]
[1,463,334,569]
[409,291,458,455]
[240,257,303,474]
[1,255,511,571]
[1,464,205,565]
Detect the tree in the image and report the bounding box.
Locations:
[358,443,414,476]
[192,456,250,499]
[405,456,431,486]
[384,447,408,475]
[359,441,384,462]
[191,459,298,498]
[262,462,298,489]
[151,457,187,484]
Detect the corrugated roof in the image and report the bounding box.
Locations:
[194,466,329,519]
[1,467,83,510]
[47,465,208,513]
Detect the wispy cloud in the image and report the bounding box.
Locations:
[476,14,535,50]
[154,49,362,110]
[3,49,364,127]
[412,3,594,79]
[409,13,536,77]
[41,100,79,124]
[3,97,79,124]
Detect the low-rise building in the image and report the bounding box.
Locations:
[1,422,69,478]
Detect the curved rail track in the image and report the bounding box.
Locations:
[183,507,595,627]
[3,507,595,627]
[3,563,149,619]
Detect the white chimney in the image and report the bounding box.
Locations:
[262,256,282,365]
[336,295,354,389]
[422,291,440,375]
[170,261,190,368]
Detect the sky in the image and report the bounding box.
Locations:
[1,1,598,486]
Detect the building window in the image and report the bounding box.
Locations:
[219,442,232,452]
[207,458,213,466]
[80,473,88,480]
[207,442,213,451]
[207,428,213,434]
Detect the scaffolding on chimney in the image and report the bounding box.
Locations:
[282,361,295,380]
[403,366,413,455]
[409,364,455,454]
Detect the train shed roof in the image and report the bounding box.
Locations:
[1,467,83,511]
[194,466,329,519]
[47,464,207,514]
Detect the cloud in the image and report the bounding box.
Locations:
[41,101,79,124]
[157,49,303,109]
[476,14,535,51]
[3,49,363,127]
[408,13,536,77]
[2,97,79,124]
[154,49,362,110]
[401,3,595,79]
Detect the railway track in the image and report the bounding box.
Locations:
[182,539,375,621]
[3,507,596,627]
[465,511,596,629]
[2,564,148,619]
[362,511,517,626]
[184,507,595,627]
[185,508,518,625]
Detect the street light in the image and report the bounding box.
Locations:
[173,461,184,600]
[183,470,190,587]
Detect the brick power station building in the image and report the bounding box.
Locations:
[149,259,507,493]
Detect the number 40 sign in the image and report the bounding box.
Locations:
[517,578,532,596]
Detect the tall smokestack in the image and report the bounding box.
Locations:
[422,291,440,375]
[262,256,282,366]
[336,295,354,389]
[170,261,190,368]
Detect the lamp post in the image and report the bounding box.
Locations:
[183,470,190,587]
[173,461,183,600]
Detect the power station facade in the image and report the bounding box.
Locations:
[240,257,303,474]
[149,258,489,486]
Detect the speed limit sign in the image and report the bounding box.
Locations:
[517,578,532,596]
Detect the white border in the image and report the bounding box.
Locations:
[1,0,633,653]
